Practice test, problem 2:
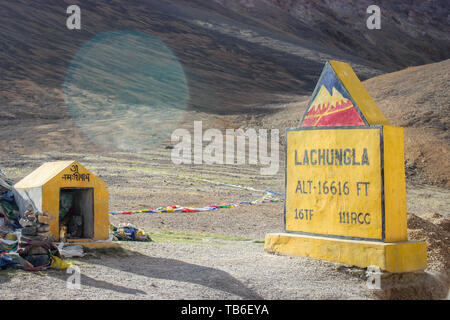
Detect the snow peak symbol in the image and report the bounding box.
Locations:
[302,86,364,126]
[294,148,370,166]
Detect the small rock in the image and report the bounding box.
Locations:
[37,215,53,224]
[37,224,50,232]
[22,226,37,236]
[19,218,34,227]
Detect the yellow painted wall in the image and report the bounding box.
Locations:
[383,126,407,242]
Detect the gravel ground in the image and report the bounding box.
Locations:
[0,240,374,300]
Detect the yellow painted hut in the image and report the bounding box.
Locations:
[14,161,110,243]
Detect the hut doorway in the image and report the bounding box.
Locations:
[59,187,94,239]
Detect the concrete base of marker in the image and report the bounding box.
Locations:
[265,233,427,273]
[65,239,121,249]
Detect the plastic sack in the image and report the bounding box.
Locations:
[50,255,72,270]
[57,243,84,258]
[0,254,18,268]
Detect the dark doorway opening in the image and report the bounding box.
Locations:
[59,188,94,239]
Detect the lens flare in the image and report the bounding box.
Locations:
[63,30,189,151]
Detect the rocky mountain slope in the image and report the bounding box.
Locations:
[1,0,448,113]
[218,0,450,69]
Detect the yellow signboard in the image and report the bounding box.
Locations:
[285,126,406,242]
[266,61,426,273]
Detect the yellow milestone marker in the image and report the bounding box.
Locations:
[265,61,427,273]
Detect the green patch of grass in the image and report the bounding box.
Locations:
[150,230,252,245]
[110,165,170,176]
[0,268,18,281]
[0,268,30,282]
[253,240,265,244]
[94,163,260,188]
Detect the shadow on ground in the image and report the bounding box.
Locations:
[48,248,262,299]
[48,270,147,296]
